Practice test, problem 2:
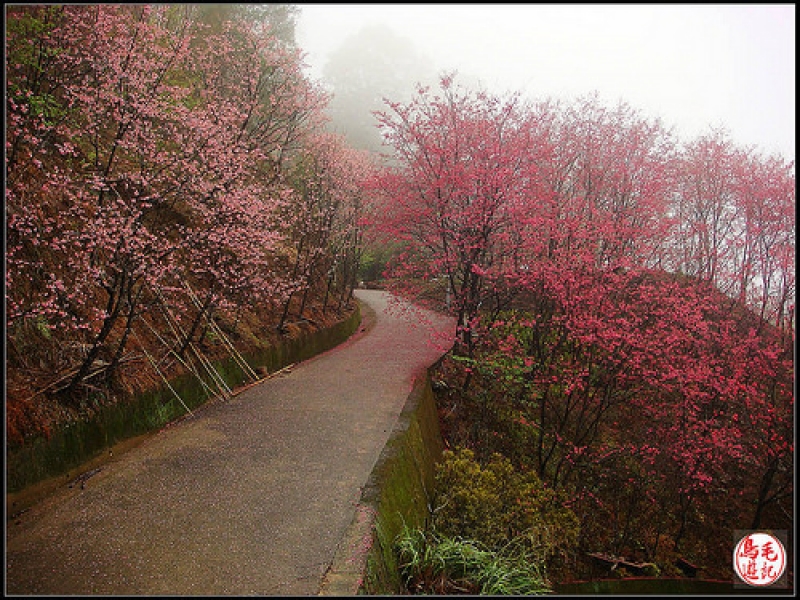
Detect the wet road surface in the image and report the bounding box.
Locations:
[5,290,453,595]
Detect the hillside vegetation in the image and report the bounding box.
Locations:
[6,5,374,445]
[369,77,794,586]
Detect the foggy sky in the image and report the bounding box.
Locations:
[296,4,795,160]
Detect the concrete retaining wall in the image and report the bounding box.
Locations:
[319,367,445,595]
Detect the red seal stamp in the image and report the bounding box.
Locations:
[733,531,786,586]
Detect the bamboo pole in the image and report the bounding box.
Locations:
[232,363,295,396]
[182,280,260,382]
[148,283,232,401]
[131,326,194,417]
[138,313,220,401]
[22,353,140,404]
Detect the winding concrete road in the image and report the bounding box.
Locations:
[5,290,454,595]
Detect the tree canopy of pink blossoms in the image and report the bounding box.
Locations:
[6,5,373,415]
[372,75,794,571]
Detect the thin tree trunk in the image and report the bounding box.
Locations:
[105,278,143,384]
[750,459,779,529]
[277,290,294,333]
[62,273,125,402]
[177,289,214,357]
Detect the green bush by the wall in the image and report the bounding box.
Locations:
[432,448,579,563]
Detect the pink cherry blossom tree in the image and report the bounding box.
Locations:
[373,74,551,355]
[6,5,334,404]
[276,131,374,331]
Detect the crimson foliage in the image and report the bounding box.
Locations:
[374,75,794,578]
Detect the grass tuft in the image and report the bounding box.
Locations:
[395,525,552,595]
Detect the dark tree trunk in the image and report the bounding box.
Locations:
[61,271,125,402]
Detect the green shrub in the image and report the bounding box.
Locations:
[640,563,661,577]
[432,448,579,563]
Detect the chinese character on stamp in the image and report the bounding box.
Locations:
[733,531,787,587]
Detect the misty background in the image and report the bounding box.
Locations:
[294,4,795,160]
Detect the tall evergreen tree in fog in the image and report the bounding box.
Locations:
[197,3,299,45]
[323,24,436,153]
